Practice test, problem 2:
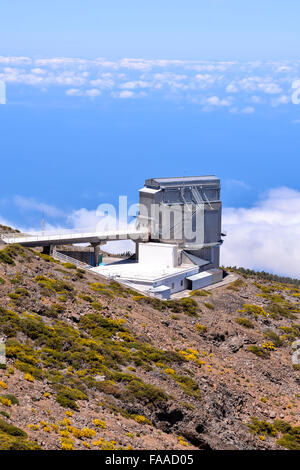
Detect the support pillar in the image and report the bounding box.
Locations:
[42,244,53,255]
[91,243,101,267]
[135,242,139,262]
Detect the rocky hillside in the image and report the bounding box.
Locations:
[0,239,299,450]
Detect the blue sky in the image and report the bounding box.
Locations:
[0,2,300,277]
[1,1,300,59]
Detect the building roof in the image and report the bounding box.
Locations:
[186,271,213,281]
[145,176,219,188]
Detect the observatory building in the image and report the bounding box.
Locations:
[92,175,224,298]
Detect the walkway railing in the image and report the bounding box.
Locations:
[52,249,93,272]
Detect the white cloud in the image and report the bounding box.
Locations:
[224,179,250,190]
[65,88,81,96]
[14,196,64,218]
[222,187,300,278]
[226,83,238,93]
[90,75,114,89]
[85,88,101,97]
[271,94,290,107]
[119,80,150,90]
[113,90,135,99]
[236,77,282,94]
[65,88,101,98]
[31,68,46,75]
[251,95,262,103]
[0,56,31,65]
[241,106,255,114]
[205,96,232,107]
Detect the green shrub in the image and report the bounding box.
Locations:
[15,287,29,296]
[55,386,88,410]
[39,303,65,318]
[253,282,274,293]
[15,361,44,379]
[37,253,55,262]
[248,346,270,359]
[8,293,21,300]
[247,417,278,437]
[165,298,199,316]
[239,304,268,317]
[35,275,73,292]
[125,379,168,405]
[235,317,254,328]
[89,283,114,298]
[9,274,23,284]
[277,433,300,450]
[0,249,14,265]
[0,432,40,450]
[204,302,215,310]
[170,373,201,398]
[0,418,27,437]
[273,419,292,434]
[91,301,102,311]
[0,244,25,265]
[79,294,93,302]
[63,262,77,269]
[267,302,298,320]
[178,298,199,316]
[190,290,211,297]
[263,329,283,347]
[227,279,246,291]
[0,276,5,285]
[195,324,207,334]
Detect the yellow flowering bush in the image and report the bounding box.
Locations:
[0,396,11,407]
[60,438,75,450]
[179,348,199,362]
[93,438,117,450]
[27,424,40,431]
[24,373,34,382]
[178,435,190,446]
[262,341,275,350]
[164,368,175,375]
[93,419,107,429]
[70,427,96,439]
[132,415,152,425]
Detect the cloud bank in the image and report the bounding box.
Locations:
[1,56,300,113]
[222,187,300,278]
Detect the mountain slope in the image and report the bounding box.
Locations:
[0,241,299,450]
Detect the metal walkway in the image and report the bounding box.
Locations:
[0,228,149,247]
